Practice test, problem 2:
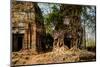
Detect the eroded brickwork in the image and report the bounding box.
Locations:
[12,1,45,52]
[53,5,83,49]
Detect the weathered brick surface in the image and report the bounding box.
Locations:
[53,5,83,49]
[12,1,45,52]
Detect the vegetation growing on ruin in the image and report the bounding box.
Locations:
[11,0,96,66]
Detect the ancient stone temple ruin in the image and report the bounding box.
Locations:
[53,5,83,49]
[12,1,84,53]
[12,1,45,52]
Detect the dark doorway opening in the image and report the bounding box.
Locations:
[39,33,54,52]
[64,34,72,49]
[12,34,24,52]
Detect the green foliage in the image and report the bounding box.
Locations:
[44,4,62,33]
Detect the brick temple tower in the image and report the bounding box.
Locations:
[12,1,45,52]
[53,4,84,50]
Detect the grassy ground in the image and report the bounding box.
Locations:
[86,39,96,52]
[11,47,96,66]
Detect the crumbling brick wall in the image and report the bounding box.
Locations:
[53,5,83,49]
